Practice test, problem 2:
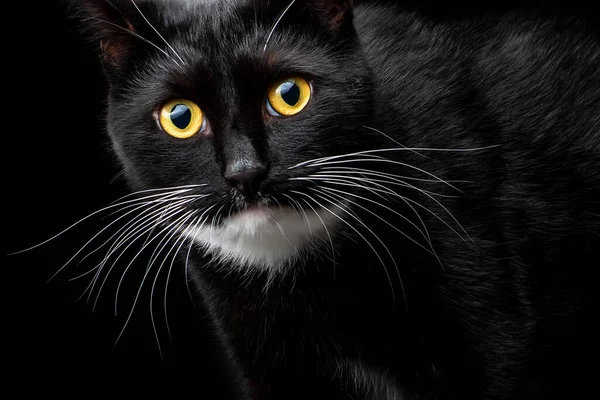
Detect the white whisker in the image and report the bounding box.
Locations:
[299,176,470,245]
[108,203,195,312]
[163,219,199,340]
[361,125,431,159]
[321,166,472,184]
[309,172,452,244]
[312,189,408,310]
[129,0,186,66]
[292,176,396,203]
[57,201,166,284]
[303,158,464,193]
[295,196,337,269]
[92,197,197,278]
[113,210,197,351]
[148,212,197,359]
[301,174,437,251]
[314,171,458,198]
[107,184,207,205]
[89,199,193,308]
[184,205,218,305]
[263,0,297,53]
[69,264,101,282]
[66,194,202,283]
[289,145,498,170]
[11,187,196,256]
[292,190,402,308]
[282,193,313,235]
[89,17,181,67]
[315,186,436,256]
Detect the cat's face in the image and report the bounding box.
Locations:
[75,0,379,271]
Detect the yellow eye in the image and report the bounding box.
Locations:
[266,76,311,117]
[159,99,205,139]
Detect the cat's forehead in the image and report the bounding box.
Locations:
[146,0,237,6]
[145,0,258,26]
[157,0,239,8]
[149,0,247,14]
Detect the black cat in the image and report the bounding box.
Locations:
[61,0,599,398]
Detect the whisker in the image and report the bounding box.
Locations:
[92,196,198,277]
[303,175,436,250]
[282,193,312,235]
[314,171,458,198]
[306,170,470,245]
[89,17,181,67]
[309,173,449,245]
[292,176,396,203]
[211,204,227,227]
[163,218,200,341]
[137,199,174,253]
[321,166,472,184]
[274,219,295,248]
[300,176,470,244]
[289,145,497,172]
[69,264,101,281]
[148,212,198,359]
[263,0,297,52]
[129,0,186,66]
[227,201,236,219]
[184,222,201,306]
[103,194,207,258]
[301,158,464,193]
[315,186,437,257]
[311,189,408,310]
[143,203,205,274]
[311,158,463,193]
[361,125,431,159]
[64,195,201,284]
[364,174,473,243]
[107,184,207,206]
[184,205,218,305]
[89,200,193,308]
[295,196,336,270]
[113,210,197,351]
[10,187,197,256]
[109,169,125,184]
[108,204,195,312]
[291,190,402,308]
[56,201,165,284]
[309,174,405,201]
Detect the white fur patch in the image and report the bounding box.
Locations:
[184,205,340,272]
[337,358,406,399]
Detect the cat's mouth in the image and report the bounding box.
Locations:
[227,192,280,216]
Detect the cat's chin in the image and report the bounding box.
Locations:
[183,204,341,272]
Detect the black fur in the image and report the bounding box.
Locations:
[66,1,599,398]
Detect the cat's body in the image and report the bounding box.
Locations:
[67,1,599,399]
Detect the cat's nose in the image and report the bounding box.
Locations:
[224,159,268,198]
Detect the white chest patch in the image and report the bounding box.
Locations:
[184,205,340,272]
[337,358,406,399]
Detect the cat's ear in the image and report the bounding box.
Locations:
[66,0,147,69]
[304,0,353,31]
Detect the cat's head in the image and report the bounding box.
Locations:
[71,0,380,272]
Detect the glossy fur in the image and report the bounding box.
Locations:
[68,1,599,399]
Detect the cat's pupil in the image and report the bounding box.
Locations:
[170,104,192,129]
[280,81,300,106]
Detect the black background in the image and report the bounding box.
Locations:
[8,1,235,394]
